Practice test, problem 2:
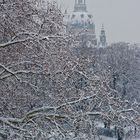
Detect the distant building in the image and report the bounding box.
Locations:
[64,0,107,48]
[98,25,107,47]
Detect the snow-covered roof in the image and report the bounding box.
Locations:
[66,11,95,29]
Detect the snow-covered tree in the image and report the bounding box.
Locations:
[0,1,139,139]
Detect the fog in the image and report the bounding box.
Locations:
[56,0,140,43]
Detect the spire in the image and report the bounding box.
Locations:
[64,9,69,25]
[74,0,87,12]
[99,24,107,47]
[64,9,67,14]
[101,24,104,30]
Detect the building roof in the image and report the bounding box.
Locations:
[65,0,95,30]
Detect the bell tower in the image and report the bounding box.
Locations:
[99,25,107,47]
[74,0,87,12]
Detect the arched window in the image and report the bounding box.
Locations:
[81,14,84,18]
[72,14,75,19]
[78,0,83,4]
[88,15,92,18]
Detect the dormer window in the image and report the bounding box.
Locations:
[72,14,75,19]
[88,15,92,18]
[81,14,84,18]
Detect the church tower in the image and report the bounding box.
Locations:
[74,0,87,12]
[65,0,97,46]
[99,25,107,47]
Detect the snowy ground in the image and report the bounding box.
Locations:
[99,136,140,140]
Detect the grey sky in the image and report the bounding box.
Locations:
[56,0,140,43]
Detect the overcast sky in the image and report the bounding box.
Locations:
[56,0,140,44]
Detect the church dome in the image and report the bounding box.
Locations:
[67,11,95,29]
[65,0,95,30]
[64,0,97,46]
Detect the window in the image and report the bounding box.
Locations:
[88,15,92,18]
[78,0,83,4]
[81,14,84,18]
[72,14,75,19]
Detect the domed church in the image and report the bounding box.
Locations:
[64,0,107,48]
